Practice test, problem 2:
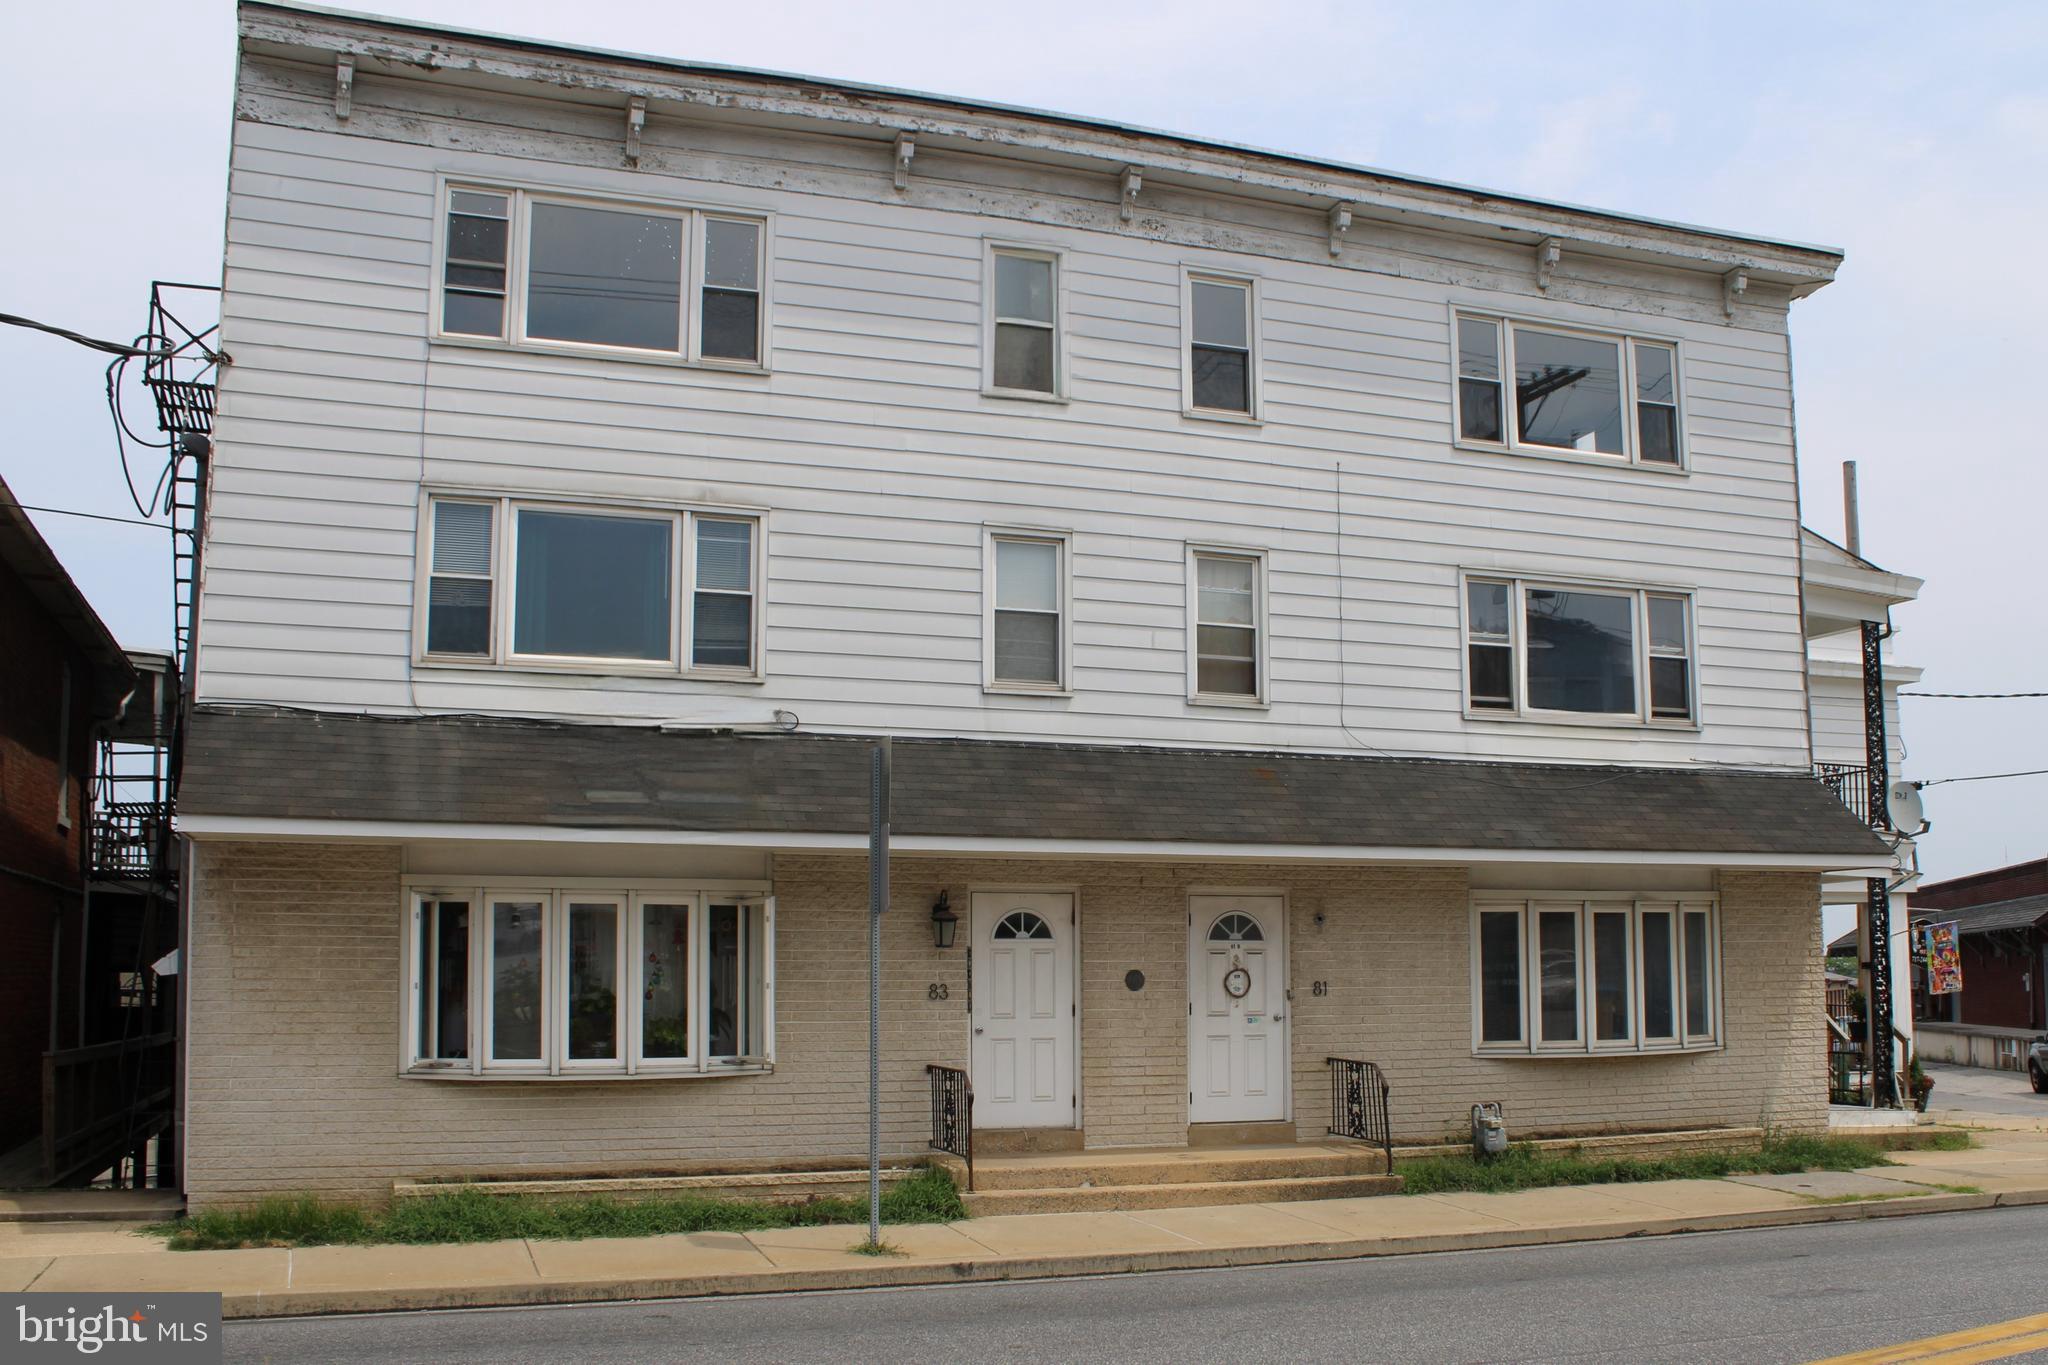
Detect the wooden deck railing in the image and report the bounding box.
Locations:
[43,1033,176,1186]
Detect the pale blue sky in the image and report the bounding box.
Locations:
[3,1,2042,885]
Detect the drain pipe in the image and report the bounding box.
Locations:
[866,739,891,1249]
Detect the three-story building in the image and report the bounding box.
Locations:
[174,2,1887,1208]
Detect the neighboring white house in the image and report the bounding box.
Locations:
[171,2,1890,1209]
[1803,527,1924,1109]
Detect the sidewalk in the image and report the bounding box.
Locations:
[7,1125,2047,1320]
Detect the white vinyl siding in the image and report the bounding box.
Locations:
[199,73,1815,770]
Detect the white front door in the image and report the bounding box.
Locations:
[1188,894,1288,1123]
[970,892,1076,1129]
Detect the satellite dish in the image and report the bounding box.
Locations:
[1887,781,1926,833]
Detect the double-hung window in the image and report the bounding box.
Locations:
[1461,576,1695,725]
[437,183,767,366]
[409,883,773,1077]
[420,494,762,676]
[1455,313,1683,468]
[1188,548,1266,703]
[986,246,1061,397]
[985,531,1069,691]
[1473,898,1718,1055]
[1185,273,1257,417]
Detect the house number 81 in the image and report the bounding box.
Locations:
[1311,981,1329,996]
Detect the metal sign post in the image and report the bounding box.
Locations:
[866,739,890,1247]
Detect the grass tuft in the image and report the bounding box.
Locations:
[1395,1136,1894,1196]
[1921,1130,1974,1152]
[157,1165,966,1251]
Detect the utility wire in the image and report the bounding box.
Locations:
[1917,768,2048,788]
[1,310,167,359]
[16,502,167,530]
[1899,691,2048,699]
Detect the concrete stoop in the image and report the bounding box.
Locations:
[0,1190,184,1224]
[954,1142,1399,1216]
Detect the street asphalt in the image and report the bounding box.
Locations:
[224,1204,2048,1364]
[1926,1059,2048,1119]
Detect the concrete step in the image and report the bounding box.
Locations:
[0,1190,183,1224]
[393,1164,925,1206]
[962,1172,1403,1215]
[968,1145,1389,1191]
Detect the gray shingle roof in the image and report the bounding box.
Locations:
[1915,895,2048,937]
[178,707,1889,858]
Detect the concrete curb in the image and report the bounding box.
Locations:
[215,1187,2048,1320]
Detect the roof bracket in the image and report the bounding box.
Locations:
[1119,166,1143,223]
[1327,202,1353,257]
[624,96,647,166]
[334,55,354,122]
[1535,236,1563,291]
[1722,266,1750,316]
[892,133,916,191]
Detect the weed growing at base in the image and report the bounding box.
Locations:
[1396,1136,1905,1196]
[154,1165,966,1250]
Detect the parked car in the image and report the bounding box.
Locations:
[2031,1038,2048,1094]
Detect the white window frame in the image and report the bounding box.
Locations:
[691,213,770,369]
[982,241,1067,401]
[414,491,766,680]
[1457,572,1698,728]
[1450,309,1686,471]
[429,179,773,371]
[1472,897,1721,1057]
[1181,268,1261,422]
[403,880,774,1080]
[982,527,1073,695]
[1185,544,1270,707]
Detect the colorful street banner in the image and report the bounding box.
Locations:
[1926,922,1963,995]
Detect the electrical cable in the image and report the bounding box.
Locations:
[15,503,166,529]
[0,310,169,359]
[1916,768,2048,787]
[1899,691,2048,699]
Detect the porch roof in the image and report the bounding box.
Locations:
[179,706,1888,863]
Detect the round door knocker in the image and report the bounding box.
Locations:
[1223,965,1252,999]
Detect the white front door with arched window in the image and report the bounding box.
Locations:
[1188,894,1289,1124]
[969,892,1075,1130]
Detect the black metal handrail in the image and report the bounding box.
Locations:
[1326,1056,1393,1169]
[91,801,170,881]
[1814,763,1872,827]
[925,1064,973,1191]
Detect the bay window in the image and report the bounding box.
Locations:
[407,883,774,1077]
[436,182,768,366]
[420,494,762,676]
[1462,575,1696,725]
[1453,313,1683,468]
[1474,898,1719,1054]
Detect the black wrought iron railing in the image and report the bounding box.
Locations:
[1814,763,1872,827]
[925,1063,973,1191]
[1326,1057,1393,1169]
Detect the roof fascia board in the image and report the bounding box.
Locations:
[176,813,1885,871]
[238,3,1841,288]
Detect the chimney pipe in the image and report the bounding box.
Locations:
[1843,461,1861,557]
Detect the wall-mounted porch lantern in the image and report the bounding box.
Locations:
[930,891,958,949]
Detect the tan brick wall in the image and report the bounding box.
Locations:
[184,845,1823,1208]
